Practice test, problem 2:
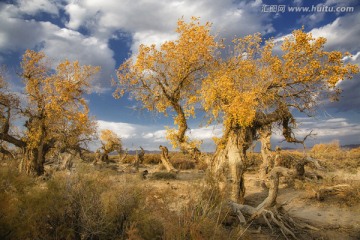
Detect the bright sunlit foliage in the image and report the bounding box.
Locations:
[202,29,359,131]
[115,17,218,150]
[21,50,100,150]
[99,129,122,154]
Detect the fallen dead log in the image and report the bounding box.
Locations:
[315,184,351,201]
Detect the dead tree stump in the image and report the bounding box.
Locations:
[59,152,73,171]
[315,184,350,201]
[133,147,145,171]
[159,145,178,173]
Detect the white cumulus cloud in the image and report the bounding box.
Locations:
[96,120,223,151]
[272,117,360,148]
[63,0,274,53]
[310,12,360,52]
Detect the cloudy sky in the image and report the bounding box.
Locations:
[0,0,359,151]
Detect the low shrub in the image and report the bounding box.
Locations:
[0,160,246,240]
[142,153,161,164]
[0,168,147,240]
[168,152,196,170]
[311,140,343,161]
[170,158,196,170]
[310,141,360,172]
[246,152,262,169]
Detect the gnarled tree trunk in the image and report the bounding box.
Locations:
[228,167,304,240]
[211,126,253,203]
[172,102,201,162]
[179,141,201,161]
[23,120,55,176]
[227,130,246,203]
[25,145,47,176]
[257,167,294,209]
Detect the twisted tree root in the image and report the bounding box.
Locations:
[228,167,318,239]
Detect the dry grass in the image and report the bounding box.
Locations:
[1,142,359,239]
[310,140,342,159]
[143,153,161,164]
[294,177,360,207]
[0,165,149,240]
[246,152,263,169]
[310,141,360,173]
[0,159,243,240]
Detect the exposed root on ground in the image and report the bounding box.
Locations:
[228,167,318,239]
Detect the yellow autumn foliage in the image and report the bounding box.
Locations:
[202,29,359,132]
[99,129,122,154]
[115,17,218,149]
[21,50,100,150]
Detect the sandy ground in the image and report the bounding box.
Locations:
[243,171,360,239]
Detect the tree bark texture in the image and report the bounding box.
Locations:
[259,125,272,181]
[25,146,46,176]
[159,145,178,173]
[172,102,201,161]
[211,126,253,203]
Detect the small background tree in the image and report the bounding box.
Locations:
[95,129,123,164]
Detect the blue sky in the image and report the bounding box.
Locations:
[0,0,359,151]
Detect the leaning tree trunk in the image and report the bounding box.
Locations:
[159,145,178,173]
[172,102,201,162]
[295,156,324,179]
[211,126,252,203]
